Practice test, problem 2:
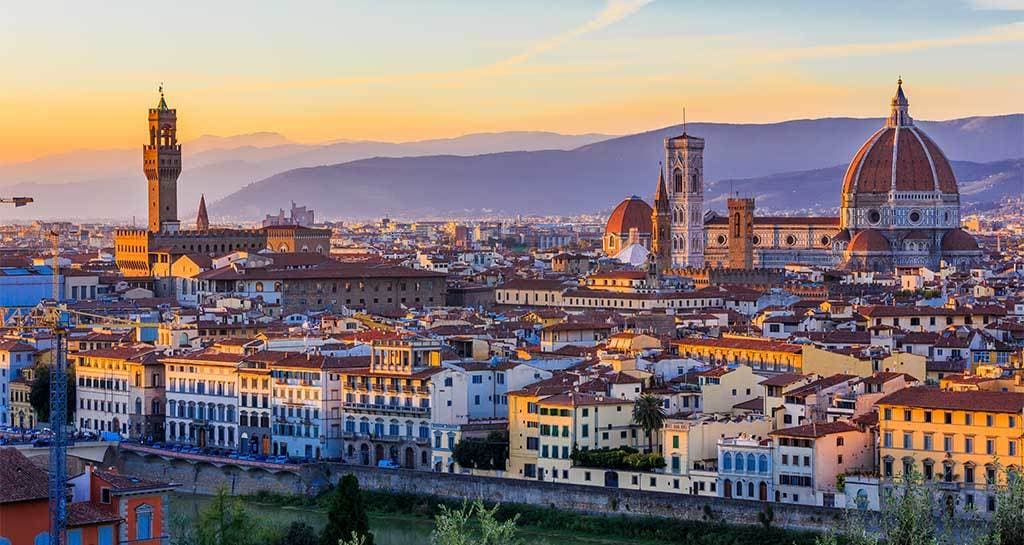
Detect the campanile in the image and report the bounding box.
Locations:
[144,87,181,233]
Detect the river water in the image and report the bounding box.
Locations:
[170,493,648,545]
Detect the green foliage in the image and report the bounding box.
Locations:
[571,446,666,471]
[360,489,819,545]
[632,394,667,452]
[881,471,938,545]
[452,431,508,471]
[320,474,375,545]
[975,468,1024,545]
[338,533,367,545]
[196,488,263,545]
[275,521,319,545]
[431,501,521,545]
[757,504,774,531]
[29,364,75,424]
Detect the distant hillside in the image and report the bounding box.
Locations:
[211,115,1023,220]
[0,131,613,221]
[708,158,1024,213]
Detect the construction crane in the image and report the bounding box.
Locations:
[0,196,34,207]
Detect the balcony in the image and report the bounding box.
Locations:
[342,401,429,416]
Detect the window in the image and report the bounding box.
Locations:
[98,526,113,545]
[136,504,154,540]
[924,411,932,423]
[100,488,111,504]
[67,530,82,545]
[965,437,974,453]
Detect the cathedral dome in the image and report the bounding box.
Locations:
[841,80,958,197]
[605,196,652,237]
[848,229,891,253]
[941,228,979,252]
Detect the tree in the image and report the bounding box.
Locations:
[452,431,509,471]
[197,488,261,545]
[631,394,666,453]
[320,474,374,545]
[275,521,319,545]
[976,467,1024,545]
[29,364,76,425]
[431,501,520,545]
[816,468,937,545]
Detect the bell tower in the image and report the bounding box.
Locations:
[651,168,672,274]
[665,130,705,268]
[145,86,181,233]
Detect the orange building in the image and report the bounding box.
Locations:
[0,448,175,545]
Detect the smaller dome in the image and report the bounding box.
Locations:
[833,230,852,243]
[848,229,891,253]
[941,229,979,252]
[605,196,652,236]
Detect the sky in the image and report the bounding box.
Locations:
[1,0,1022,163]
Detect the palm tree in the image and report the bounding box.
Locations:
[632,394,667,454]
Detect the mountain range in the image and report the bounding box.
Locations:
[0,131,611,221]
[1,115,1020,221]
[212,115,1023,220]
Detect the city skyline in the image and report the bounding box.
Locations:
[2,0,1023,163]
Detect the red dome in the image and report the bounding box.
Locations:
[842,82,957,197]
[605,196,652,236]
[848,229,891,253]
[842,127,957,196]
[941,228,979,252]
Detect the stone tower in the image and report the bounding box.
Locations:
[664,132,705,268]
[727,197,755,269]
[651,169,672,274]
[145,87,181,233]
[196,194,210,231]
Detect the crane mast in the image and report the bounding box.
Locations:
[48,230,71,545]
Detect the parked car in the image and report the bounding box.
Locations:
[377,459,401,469]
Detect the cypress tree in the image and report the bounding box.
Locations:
[320,474,374,545]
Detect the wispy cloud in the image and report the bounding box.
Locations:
[204,1,653,93]
[966,0,1024,10]
[750,21,1024,62]
[485,0,654,72]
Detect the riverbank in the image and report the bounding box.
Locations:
[236,488,822,545]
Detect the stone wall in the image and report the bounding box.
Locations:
[119,450,843,532]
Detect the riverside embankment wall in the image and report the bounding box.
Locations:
[120,450,842,532]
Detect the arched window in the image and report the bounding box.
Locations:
[673,169,683,192]
[722,453,732,471]
[255,282,264,293]
[759,454,769,474]
[733,213,741,237]
[135,398,142,415]
[136,504,154,540]
[747,454,756,473]
[735,480,742,497]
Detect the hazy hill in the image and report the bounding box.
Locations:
[0,131,612,221]
[708,158,1024,213]
[211,115,1023,220]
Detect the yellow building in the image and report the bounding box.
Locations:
[10,366,39,430]
[507,381,639,482]
[672,336,803,373]
[802,346,926,381]
[877,386,1024,513]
